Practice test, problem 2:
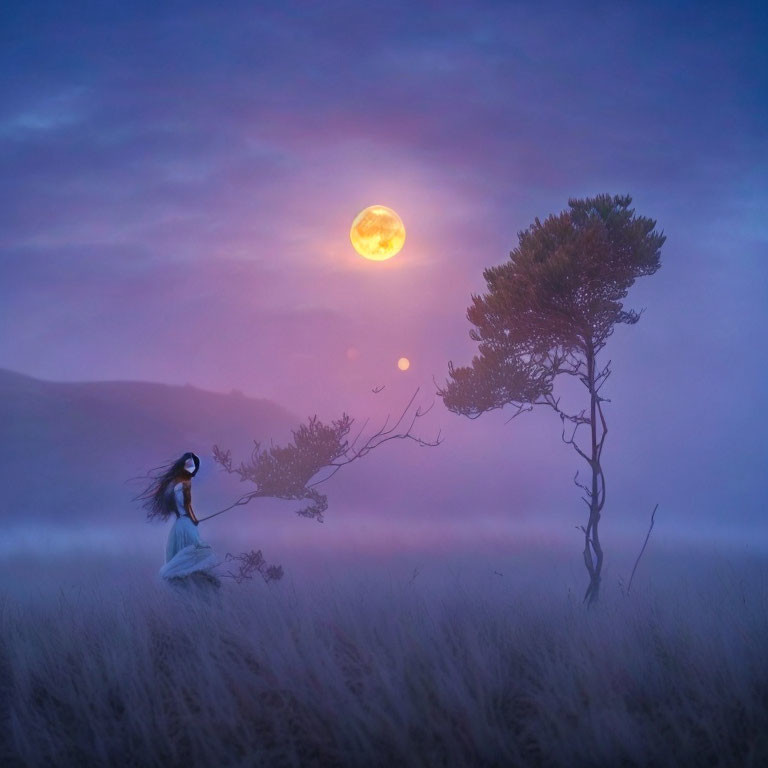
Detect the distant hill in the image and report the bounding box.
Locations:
[0,368,299,523]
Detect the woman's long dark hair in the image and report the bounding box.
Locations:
[137,452,200,522]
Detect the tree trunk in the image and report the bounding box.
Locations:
[583,342,604,606]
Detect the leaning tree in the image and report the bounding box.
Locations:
[206,390,441,581]
[437,194,664,604]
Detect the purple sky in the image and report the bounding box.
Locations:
[2,1,767,550]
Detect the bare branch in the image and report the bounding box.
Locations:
[346,416,370,453]
[504,402,534,424]
[573,470,592,495]
[595,359,612,393]
[561,419,591,463]
[536,393,590,427]
[197,490,262,523]
[627,504,659,594]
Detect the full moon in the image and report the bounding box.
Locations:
[397,357,410,371]
[350,205,406,261]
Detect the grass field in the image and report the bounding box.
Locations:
[1,549,767,767]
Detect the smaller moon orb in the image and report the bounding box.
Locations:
[350,205,406,261]
[346,346,360,361]
[397,357,410,371]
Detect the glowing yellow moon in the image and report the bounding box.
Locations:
[350,205,406,261]
[397,357,410,371]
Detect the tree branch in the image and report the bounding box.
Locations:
[203,389,442,523]
[573,470,592,497]
[627,504,659,594]
[537,393,590,427]
[561,418,591,463]
[504,402,534,424]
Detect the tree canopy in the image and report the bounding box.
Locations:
[441,194,665,419]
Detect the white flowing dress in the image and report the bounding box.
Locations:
[159,482,218,580]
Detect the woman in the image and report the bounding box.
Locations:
[139,452,219,584]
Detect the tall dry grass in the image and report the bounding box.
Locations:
[1,552,767,767]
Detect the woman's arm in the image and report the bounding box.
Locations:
[182,481,199,524]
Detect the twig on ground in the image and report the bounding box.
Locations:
[218,550,284,584]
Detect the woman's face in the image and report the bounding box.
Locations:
[184,457,197,475]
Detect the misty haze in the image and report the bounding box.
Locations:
[2,2,767,767]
